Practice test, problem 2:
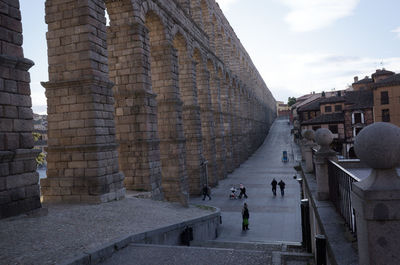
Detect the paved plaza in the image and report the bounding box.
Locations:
[190,117,302,244]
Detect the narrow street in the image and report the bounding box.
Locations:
[190,117,302,244]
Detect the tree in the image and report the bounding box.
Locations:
[287,97,296,107]
[36,152,46,168]
[32,132,41,142]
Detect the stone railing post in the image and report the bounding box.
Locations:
[351,122,400,265]
[303,130,316,173]
[314,128,337,200]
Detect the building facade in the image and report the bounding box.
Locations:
[299,90,374,158]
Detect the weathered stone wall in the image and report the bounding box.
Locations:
[0,0,41,218]
[1,0,276,217]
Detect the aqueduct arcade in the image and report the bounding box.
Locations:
[0,0,276,218]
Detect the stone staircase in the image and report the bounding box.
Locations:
[99,240,314,265]
[191,240,314,265]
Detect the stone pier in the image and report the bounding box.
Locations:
[0,0,41,218]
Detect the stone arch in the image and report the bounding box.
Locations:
[172,32,205,195]
[192,48,218,187]
[106,0,163,198]
[213,20,225,60]
[171,25,191,48]
[5,0,278,214]
[201,0,214,49]
[139,1,169,27]
[224,37,232,67]
[220,70,233,173]
[144,10,189,205]
[211,14,219,53]
[175,0,191,14]
[207,59,227,182]
[190,0,204,30]
[230,77,241,166]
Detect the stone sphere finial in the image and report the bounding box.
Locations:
[303,129,315,141]
[315,128,333,151]
[354,122,400,169]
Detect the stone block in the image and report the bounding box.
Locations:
[6,172,38,189]
[0,133,5,150]
[61,195,81,203]
[17,81,31,95]
[0,190,11,204]
[20,132,34,148]
[4,79,17,93]
[0,119,13,132]
[25,184,40,198]
[23,158,37,172]
[18,107,32,119]
[13,119,33,132]
[5,132,19,150]
[10,187,25,201]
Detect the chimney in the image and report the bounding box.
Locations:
[354,76,358,83]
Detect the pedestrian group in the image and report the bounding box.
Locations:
[201,178,287,232]
[271,178,285,196]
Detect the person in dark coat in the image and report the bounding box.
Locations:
[202,184,211,200]
[278,180,286,196]
[271,178,277,196]
[239,183,248,199]
[242,203,250,231]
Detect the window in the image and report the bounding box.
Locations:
[329,125,338,134]
[334,105,342,112]
[312,126,321,131]
[382,109,390,122]
[381,91,389,105]
[325,106,332,113]
[354,113,361,124]
[353,127,363,137]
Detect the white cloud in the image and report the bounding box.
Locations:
[281,0,360,32]
[258,52,400,102]
[30,81,47,111]
[216,0,239,11]
[391,27,400,38]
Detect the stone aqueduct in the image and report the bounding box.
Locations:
[0,0,276,218]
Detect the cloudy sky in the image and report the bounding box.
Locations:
[20,0,400,113]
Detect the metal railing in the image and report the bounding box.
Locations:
[328,160,361,235]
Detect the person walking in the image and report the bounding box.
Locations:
[239,183,248,199]
[271,178,277,196]
[278,180,286,196]
[242,203,250,231]
[202,184,211,200]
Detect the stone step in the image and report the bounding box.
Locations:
[272,251,314,265]
[191,240,314,265]
[100,243,272,265]
[191,239,303,252]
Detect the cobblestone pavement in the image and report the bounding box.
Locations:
[0,196,214,265]
[190,117,302,244]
